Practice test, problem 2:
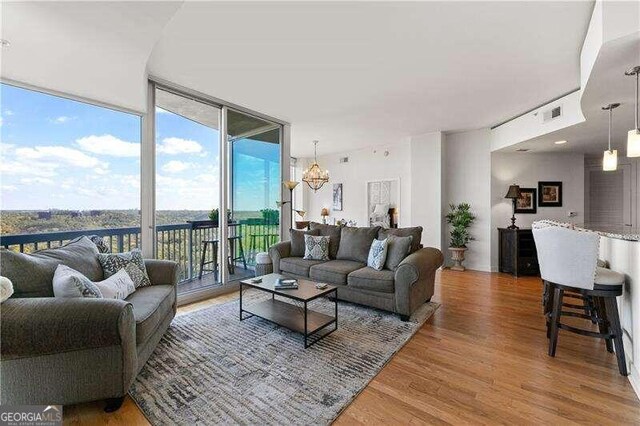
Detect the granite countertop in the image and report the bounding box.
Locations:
[577,224,640,242]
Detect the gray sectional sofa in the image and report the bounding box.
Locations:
[269,223,443,320]
[0,237,179,410]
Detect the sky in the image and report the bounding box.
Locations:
[0,83,280,212]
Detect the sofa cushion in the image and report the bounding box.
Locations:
[348,267,395,293]
[384,234,413,271]
[98,249,151,288]
[310,222,342,259]
[337,226,380,263]
[309,260,365,285]
[290,228,320,257]
[0,236,103,298]
[126,285,175,345]
[280,257,325,277]
[379,226,423,253]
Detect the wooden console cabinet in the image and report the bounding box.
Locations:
[498,228,539,277]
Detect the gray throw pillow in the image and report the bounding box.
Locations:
[303,235,330,261]
[336,226,380,263]
[379,226,423,253]
[97,248,151,288]
[384,234,413,270]
[310,222,342,259]
[290,228,320,257]
[0,236,103,298]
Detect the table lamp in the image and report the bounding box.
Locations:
[321,207,330,224]
[504,184,521,230]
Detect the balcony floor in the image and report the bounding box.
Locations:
[177,267,254,294]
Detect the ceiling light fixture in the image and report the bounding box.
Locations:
[602,103,620,171]
[625,66,640,157]
[302,140,329,192]
[0,39,10,47]
[554,140,567,145]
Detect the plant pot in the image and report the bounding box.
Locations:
[449,247,467,271]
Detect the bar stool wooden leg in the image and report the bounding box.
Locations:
[548,286,564,357]
[604,296,628,376]
[199,241,208,279]
[212,241,219,283]
[238,237,247,270]
[543,281,555,338]
[595,297,613,353]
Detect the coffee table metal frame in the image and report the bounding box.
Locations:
[239,278,338,348]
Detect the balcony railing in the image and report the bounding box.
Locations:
[0,221,279,285]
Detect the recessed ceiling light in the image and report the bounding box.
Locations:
[554,140,567,145]
[0,39,10,47]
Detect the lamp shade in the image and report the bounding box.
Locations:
[283,180,299,190]
[504,184,521,199]
[321,208,329,217]
[628,129,640,157]
[603,149,618,171]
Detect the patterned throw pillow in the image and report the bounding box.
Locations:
[88,235,111,253]
[303,235,330,261]
[97,248,151,288]
[367,238,388,271]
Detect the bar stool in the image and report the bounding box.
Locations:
[532,220,628,375]
[199,239,219,281]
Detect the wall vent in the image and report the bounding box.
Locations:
[542,105,562,123]
[339,157,349,163]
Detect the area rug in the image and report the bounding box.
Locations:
[129,291,439,425]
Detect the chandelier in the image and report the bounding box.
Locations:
[302,140,329,191]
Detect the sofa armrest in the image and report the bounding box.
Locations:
[268,241,291,273]
[1,297,135,360]
[145,259,180,286]
[395,247,444,316]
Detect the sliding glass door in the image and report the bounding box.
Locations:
[227,109,281,282]
[153,85,282,294]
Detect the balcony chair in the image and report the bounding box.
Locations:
[532,220,628,375]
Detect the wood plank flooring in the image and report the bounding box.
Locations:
[64,270,640,425]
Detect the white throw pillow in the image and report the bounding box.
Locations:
[367,238,388,271]
[53,264,135,300]
[0,276,14,302]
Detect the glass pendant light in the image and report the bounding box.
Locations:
[626,66,640,157]
[302,140,329,191]
[602,103,620,171]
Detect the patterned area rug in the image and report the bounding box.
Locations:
[130,291,439,425]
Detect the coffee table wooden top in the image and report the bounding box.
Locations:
[240,273,336,302]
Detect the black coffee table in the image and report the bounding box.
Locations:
[239,274,338,348]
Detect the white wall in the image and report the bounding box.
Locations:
[410,132,443,249]
[304,139,413,228]
[442,130,492,272]
[490,152,585,270]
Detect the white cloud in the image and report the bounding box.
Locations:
[1,185,17,192]
[20,177,55,185]
[157,137,203,155]
[156,107,170,114]
[76,134,140,157]
[0,159,59,177]
[15,146,107,169]
[4,110,14,116]
[49,116,75,124]
[161,160,191,173]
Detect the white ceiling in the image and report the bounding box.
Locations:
[1,1,594,157]
[499,33,640,155]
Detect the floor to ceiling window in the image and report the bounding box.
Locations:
[0,82,141,253]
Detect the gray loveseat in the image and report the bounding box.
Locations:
[0,237,179,411]
[269,223,443,320]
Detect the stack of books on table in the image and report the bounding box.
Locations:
[274,278,298,290]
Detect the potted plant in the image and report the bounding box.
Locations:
[445,203,475,271]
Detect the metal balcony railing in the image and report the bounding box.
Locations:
[0,221,279,284]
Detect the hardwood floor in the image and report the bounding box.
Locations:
[64,270,640,425]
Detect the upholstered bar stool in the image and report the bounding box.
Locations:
[532,221,628,376]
